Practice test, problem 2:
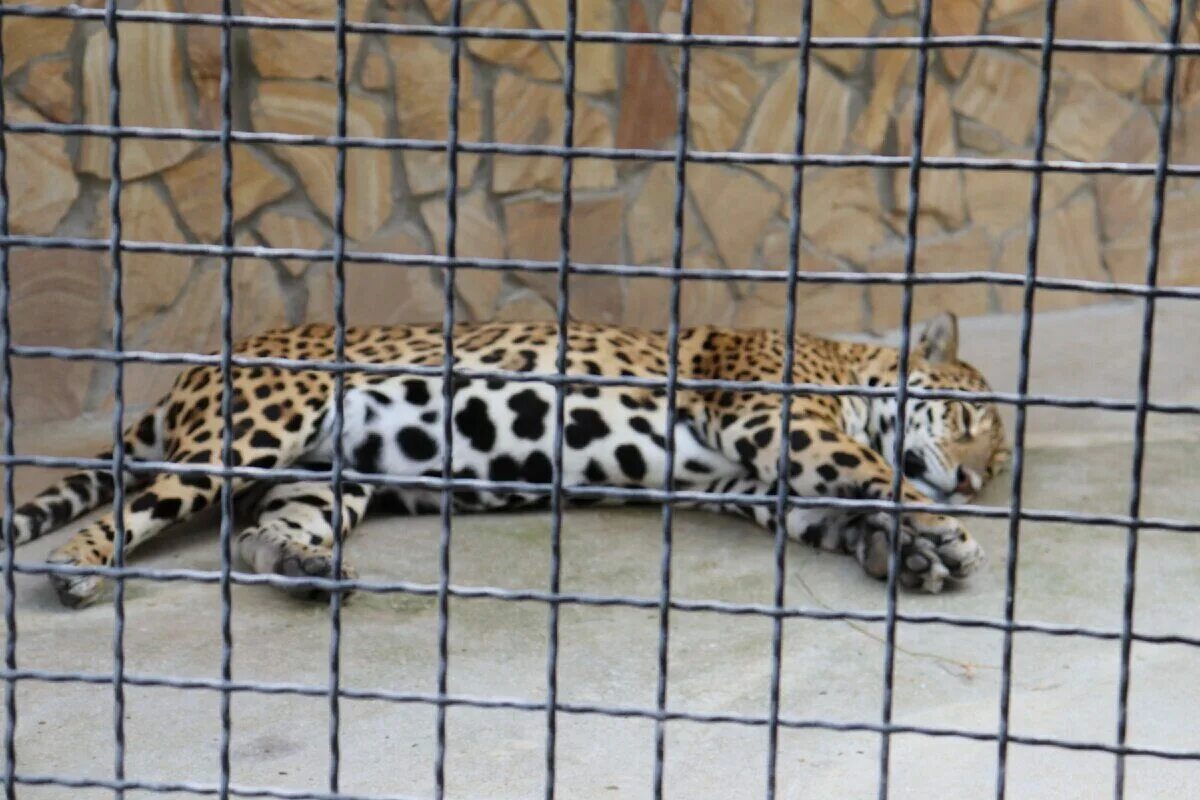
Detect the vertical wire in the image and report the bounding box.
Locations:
[216,0,236,797]
[765,1,814,796]
[1114,2,1184,796]
[103,2,129,796]
[326,0,351,793]
[652,0,693,796]
[994,1,1059,797]
[543,0,578,797]
[0,15,16,800]
[435,1,465,796]
[877,0,934,796]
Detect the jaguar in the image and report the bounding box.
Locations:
[8,312,1009,607]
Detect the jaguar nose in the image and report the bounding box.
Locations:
[955,466,976,496]
[903,450,926,479]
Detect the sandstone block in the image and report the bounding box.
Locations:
[851,22,915,152]
[1093,109,1157,240]
[626,273,738,330]
[420,194,506,319]
[987,0,1043,20]
[964,155,1087,235]
[1141,0,1177,26]
[252,82,393,241]
[526,0,618,93]
[753,0,804,65]
[621,234,735,329]
[420,0,452,21]
[1053,0,1158,94]
[891,80,966,230]
[465,0,561,80]
[255,210,328,276]
[17,56,74,123]
[342,261,450,326]
[689,166,782,268]
[1171,105,1200,169]
[495,289,556,322]
[404,151,480,197]
[503,196,625,324]
[492,71,615,192]
[1103,190,1200,289]
[79,0,200,179]
[92,182,193,329]
[116,229,290,408]
[360,48,391,92]
[420,194,506,263]
[2,2,72,77]
[180,0,223,128]
[734,238,866,334]
[811,0,878,72]
[616,1,678,150]
[746,61,855,191]
[307,228,445,327]
[997,194,1107,312]
[9,249,106,423]
[628,163,705,265]
[350,224,431,256]
[932,0,984,78]
[6,98,79,235]
[182,254,291,345]
[1141,49,1200,110]
[957,119,1014,154]
[688,50,764,152]
[801,168,894,265]
[754,0,876,71]
[162,146,291,242]
[504,195,624,265]
[244,0,369,81]
[867,227,996,330]
[659,0,751,35]
[951,52,1040,147]
[390,35,483,195]
[1047,79,1137,162]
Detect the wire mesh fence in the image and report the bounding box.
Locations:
[0,1,1197,799]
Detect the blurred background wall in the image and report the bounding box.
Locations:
[3,0,1199,422]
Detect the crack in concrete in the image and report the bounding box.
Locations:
[791,561,999,681]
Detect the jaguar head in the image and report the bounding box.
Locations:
[892,313,1011,503]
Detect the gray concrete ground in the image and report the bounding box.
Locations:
[3,300,1199,799]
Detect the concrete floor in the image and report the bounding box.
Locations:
[3,300,1199,799]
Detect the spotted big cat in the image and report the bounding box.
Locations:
[10,312,1009,607]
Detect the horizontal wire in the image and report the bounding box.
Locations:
[11,771,420,800]
[8,342,1200,417]
[0,684,1193,779]
[3,3,1200,57]
[5,452,1200,533]
[3,1,1200,783]
[8,119,1200,180]
[2,565,1199,642]
[7,233,1200,304]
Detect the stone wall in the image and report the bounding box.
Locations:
[3,0,1199,422]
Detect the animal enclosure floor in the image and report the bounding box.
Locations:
[4,300,1200,799]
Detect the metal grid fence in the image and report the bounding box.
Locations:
[0,1,1198,799]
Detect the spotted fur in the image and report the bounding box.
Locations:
[9,313,1008,607]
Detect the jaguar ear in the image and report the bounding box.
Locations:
[913,312,958,364]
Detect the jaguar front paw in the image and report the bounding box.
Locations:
[851,512,983,594]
